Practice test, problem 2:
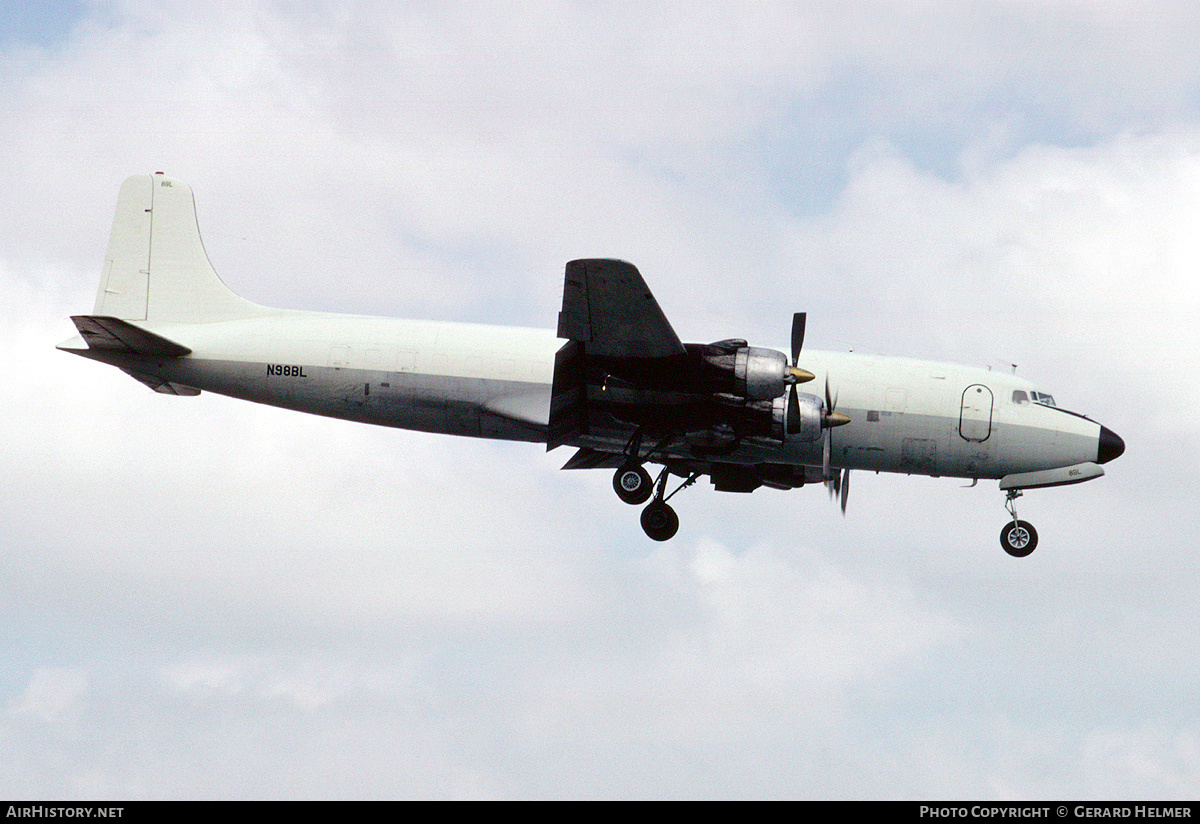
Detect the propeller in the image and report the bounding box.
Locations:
[823,374,850,429]
[826,466,850,514]
[821,375,852,513]
[786,313,850,514]
[786,313,815,436]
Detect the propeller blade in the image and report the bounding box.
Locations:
[786,313,815,384]
[822,375,851,428]
[787,384,801,435]
[791,313,806,365]
[840,468,850,514]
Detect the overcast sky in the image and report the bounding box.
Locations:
[2,0,1198,799]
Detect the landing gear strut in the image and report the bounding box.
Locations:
[613,429,654,505]
[1000,489,1038,557]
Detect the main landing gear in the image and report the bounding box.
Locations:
[1001,489,1039,557]
[613,462,653,505]
[613,451,698,541]
[611,429,692,540]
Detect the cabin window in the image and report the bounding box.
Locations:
[1012,390,1028,404]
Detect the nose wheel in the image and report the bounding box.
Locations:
[1001,520,1038,556]
[1001,490,1039,557]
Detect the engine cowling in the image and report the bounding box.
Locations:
[734,347,789,400]
[788,391,823,442]
[718,389,823,443]
[702,342,791,401]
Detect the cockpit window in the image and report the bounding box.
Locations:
[1032,392,1056,407]
[1012,390,1028,404]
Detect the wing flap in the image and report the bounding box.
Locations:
[548,339,588,450]
[560,447,625,470]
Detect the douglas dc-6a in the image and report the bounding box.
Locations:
[59,174,1125,555]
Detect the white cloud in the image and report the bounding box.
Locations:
[7,668,88,724]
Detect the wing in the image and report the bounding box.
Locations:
[549,260,691,450]
[547,259,817,472]
[556,259,686,359]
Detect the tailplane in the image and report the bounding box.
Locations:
[94,173,266,322]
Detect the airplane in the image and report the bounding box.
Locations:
[58,173,1125,556]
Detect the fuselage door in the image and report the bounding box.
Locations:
[959,384,993,442]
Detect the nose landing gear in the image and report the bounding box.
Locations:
[1001,489,1038,557]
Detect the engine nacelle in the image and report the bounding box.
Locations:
[734,391,822,443]
[789,391,823,442]
[733,347,789,401]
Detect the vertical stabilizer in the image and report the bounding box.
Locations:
[94,176,151,319]
[93,174,266,322]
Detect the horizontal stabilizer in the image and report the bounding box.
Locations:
[69,315,191,357]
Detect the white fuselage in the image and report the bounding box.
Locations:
[68,308,1105,482]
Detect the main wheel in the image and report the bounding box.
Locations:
[613,463,653,505]
[1000,520,1038,557]
[640,501,679,541]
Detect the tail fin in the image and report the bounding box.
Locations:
[94,174,266,322]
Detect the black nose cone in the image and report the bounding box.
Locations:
[1098,426,1125,464]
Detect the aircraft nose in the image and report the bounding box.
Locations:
[1097,425,1125,464]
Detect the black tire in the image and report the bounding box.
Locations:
[640,501,679,541]
[1000,520,1038,557]
[613,463,653,505]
